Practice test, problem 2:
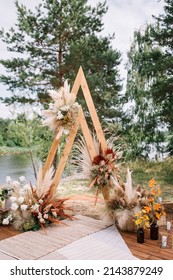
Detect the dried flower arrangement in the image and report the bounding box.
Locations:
[105,168,145,232]
[42,80,80,140]
[72,134,122,204]
[1,168,74,232]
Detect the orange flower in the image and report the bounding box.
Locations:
[148,197,154,203]
[150,189,156,196]
[149,178,156,188]
[154,203,161,211]
[157,187,162,196]
[142,205,152,213]
[155,212,161,220]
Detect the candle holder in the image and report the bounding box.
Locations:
[158,228,173,249]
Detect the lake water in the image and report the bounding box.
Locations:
[0,154,36,184]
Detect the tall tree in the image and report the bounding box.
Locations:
[123,25,166,159]
[0,0,122,123]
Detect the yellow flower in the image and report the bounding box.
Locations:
[136,219,142,225]
[134,213,141,217]
[143,214,149,220]
[155,212,161,220]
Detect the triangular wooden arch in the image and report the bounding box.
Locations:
[42,67,108,199]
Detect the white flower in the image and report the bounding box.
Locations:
[11,202,19,211]
[19,188,25,195]
[56,111,63,120]
[61,105,70,111]
[39,218,45,224]
[10,196,16,203]
[12,181,20,188]
[6,176,12,183]
[18,196,24,204]
[23,184,30,191]
[44,214,48,219]
[38,212,42,219]
[73,102,80,108]
[52,212,57,218]
[49,103,54,110]
[2,218,10,225]
[64,129,70,135]
[100,160,106,166]
[19,176,26,182]
[32,203,39,212]
[20,204,28,211]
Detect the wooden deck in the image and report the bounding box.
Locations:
[0,225,20,241]
[0,220,172,260]
[120,229,173,260]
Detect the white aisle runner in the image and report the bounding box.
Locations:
[0,215,138,260]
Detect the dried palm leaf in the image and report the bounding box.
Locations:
[36,165,54,198]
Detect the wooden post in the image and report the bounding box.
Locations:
[52,108,82,187]
[42,133,61,178]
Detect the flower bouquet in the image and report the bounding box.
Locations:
[42,80,80,140]
[133,179,166,234]
[105,168,145,232]
[1,167,74,232]
[72,134,122,204]
[140,178,166,224]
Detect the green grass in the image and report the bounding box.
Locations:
[128,158,173,202]
[58,158,173,202]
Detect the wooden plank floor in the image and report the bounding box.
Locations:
[0,225,20,241]
[0,223,173,260]
[120,229,173,260]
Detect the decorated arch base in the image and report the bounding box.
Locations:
[42,66,109,200]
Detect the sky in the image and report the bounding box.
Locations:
[0,0,164,118]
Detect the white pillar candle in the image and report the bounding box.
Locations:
[158,196,162,203]
[167,221,171,231]
[162,236,167,248]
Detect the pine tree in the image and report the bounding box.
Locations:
[0,0,122,123]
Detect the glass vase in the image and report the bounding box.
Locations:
[137,227,144,243]
[150,221,159,240]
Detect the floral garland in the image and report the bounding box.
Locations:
[1,168,74,232]
[88,146,120,204]
[42,80,80,140]
[90,147,117,190]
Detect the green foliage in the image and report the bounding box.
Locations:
[0,134,4,146]
[123,1,173,158]
[0,118,11,144]
[0,0,122,124]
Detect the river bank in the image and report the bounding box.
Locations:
[0,146,30,156]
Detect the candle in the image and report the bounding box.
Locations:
[162,236,167,248]
[167,221,171,231]
[158,196,162,203]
